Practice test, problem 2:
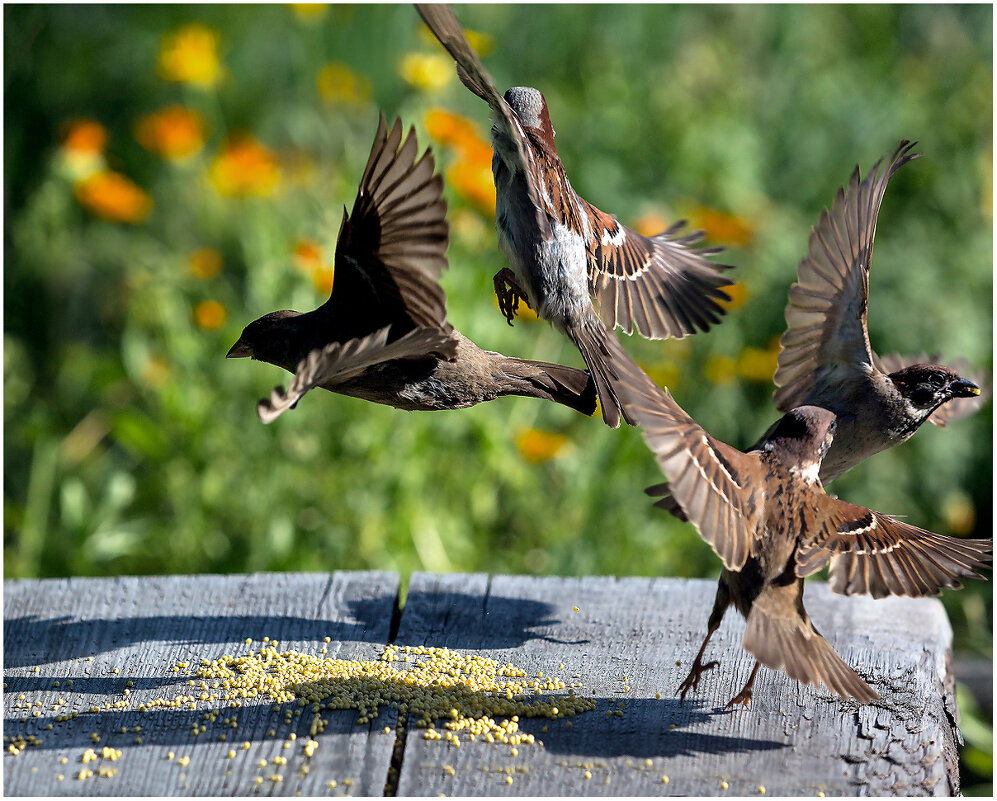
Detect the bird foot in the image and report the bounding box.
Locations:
[725,687,753,709]
[493,268,528,326]
[677,658,719,702]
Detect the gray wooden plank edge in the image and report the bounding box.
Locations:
[392,574,959,797]
[3,572,400,797]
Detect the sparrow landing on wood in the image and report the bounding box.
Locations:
[416,4,734,428]
[619,373,992,707]
[227,115,596,422]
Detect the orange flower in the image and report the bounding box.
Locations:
[688,206,753,247]
[159,24,221,87]
[447,161,496,217]
[293,240,323,272]
[135,106,205,161]
[193,300,227,330]
[316,62,371,106]
[189,248,222,279]
[399,52,452,91]
[62,119,107,155]
[425,109,488,154]
[209,136,279,197]
[74,171,152,223]
[515,428,570,463]
[630,209,671,238]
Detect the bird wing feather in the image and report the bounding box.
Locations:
[326,114,452,339]
[794,494,993,598]
[773,140,920,411]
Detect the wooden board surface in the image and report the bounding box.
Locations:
[392,574,959,797]
[4,573,960,796]
[3,572,400,796]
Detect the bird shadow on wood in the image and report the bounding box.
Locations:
[350,591,584,650]
[2,612,386,668]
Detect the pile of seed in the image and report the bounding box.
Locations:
[178,642,595,747]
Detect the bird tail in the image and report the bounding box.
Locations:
[568,312,655,428]
[497,357,597,416]
[743,583,879,703]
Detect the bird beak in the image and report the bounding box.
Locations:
[951,377,981,398]
[226,339,252,359]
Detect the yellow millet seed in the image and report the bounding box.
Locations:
[758,787,766,794]
[721,781,729,790]
[661,776,669,784]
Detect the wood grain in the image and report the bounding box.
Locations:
[3,572,399,796]
[392,574,959,796]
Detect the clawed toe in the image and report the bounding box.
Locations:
[725,689,752,709]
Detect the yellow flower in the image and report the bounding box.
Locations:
[59,119,108,180]
[688,206,753,246]
[189,248,222,279]
[718,280,749,310]
[399,52,453,91]
[312,268,335,295]
[630,209,672,238]
[704,354,737,385]
[193,300,227,330]
[135,106,205,161]
[419,23,495,57]
[736,344,779,383]
[639,361,680,389]
[980,147,992,221]
[159,25,221,87]
[316,62,371,106]
[289,3,328,21]
[209,136,279,197]
[491,290,537,321]
[942,490,976,536]
[515,428,570,464]
[74,171,153,223]
[140,356,171,389]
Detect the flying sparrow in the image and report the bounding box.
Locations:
[621,378,992,707]
[649,141,986,518]
[228,115,596,421]
[416,3,734,428]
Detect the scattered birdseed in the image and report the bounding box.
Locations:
[721,780,729,789]
[572,606,579,612]
[584,771,592,780]
[661,776,669,784]
[505,776,513,784]
[177,756,190,767]
[758,786,766,794]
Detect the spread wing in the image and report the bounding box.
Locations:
[875,352,989,428]
[325,114,452,341]
[622,373,764,570]
[794,495,992,598]
[773,140,920,411]
[585,210,735,340]
[257,326,457,423]
[415,3,551,238]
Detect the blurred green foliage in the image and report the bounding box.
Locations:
[3,3,992,789]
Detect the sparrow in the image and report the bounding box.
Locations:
[620,372,992,707]
[648,140,985,517]
[227,114,596,422]
[416,3,734,428]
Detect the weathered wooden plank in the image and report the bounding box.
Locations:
[392,574,958,797]
[3,572,400,796]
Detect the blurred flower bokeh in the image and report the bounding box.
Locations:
[4,7,992,789]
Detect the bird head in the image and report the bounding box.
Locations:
[888,363,980,418]
[226,309,304,371]
[504,86,557,152]
[764,406,838,478]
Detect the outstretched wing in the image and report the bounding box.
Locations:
[875,352,989,428]
[586,211,735,340]
[773,140,920,411]
[257,326,457,423]
[794,495,992,598]
[415,3,551,238]
[326,114,452,341]
[622,374,764,570]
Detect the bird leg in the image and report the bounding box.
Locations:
[493,268,529,325]
[726,661,761,709]
[678,580,731,702]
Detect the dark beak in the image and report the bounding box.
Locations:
[226,339,252,359]
[950,377,981,398]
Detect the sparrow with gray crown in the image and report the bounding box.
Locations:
[417,3,734,428]
[228,115,596,421]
